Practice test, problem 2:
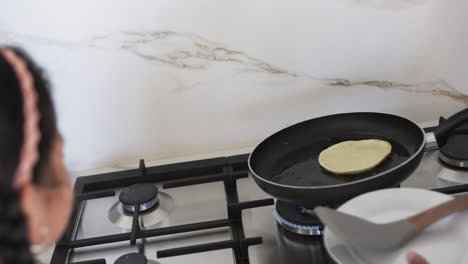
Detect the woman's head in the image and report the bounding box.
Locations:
[0,46,73,263]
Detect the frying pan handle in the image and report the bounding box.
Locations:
[434,108,468,146]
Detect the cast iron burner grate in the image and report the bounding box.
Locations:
[52,129,468,264]
[52,156,274,264]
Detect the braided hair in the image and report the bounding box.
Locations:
[0,47,58,264]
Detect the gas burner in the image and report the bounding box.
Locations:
[114,253,147,264]
[439,135,468,168]
[274,200,324,236]
[120,184,160,213]
[437,118,468,169]
[109,184,175,230]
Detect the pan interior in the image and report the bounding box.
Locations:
[250,113,424,188]
[269,134,410,186]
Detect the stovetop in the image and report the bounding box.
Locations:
[50,125,468,264]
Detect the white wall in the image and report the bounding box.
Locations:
[0,0,466,172]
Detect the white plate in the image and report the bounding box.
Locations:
[323,188,468,264]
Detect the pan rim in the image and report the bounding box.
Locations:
[247,111,426,190]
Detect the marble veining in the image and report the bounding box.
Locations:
[1,30,467,105]
[329,79,468,105]
[89,31,468,105]
[0,31,82,49]
[92,31,298,77]
[329,79,412,88]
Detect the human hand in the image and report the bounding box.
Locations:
[406,251,428,264]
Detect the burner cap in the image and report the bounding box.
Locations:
[439,123,468,168]
[109,191,174,230]
[275,200,324,236]
[119,184,159,213]
[114,253,147,264]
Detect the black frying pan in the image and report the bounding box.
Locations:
[248,109,468,208]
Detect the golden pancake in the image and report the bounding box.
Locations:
[318,139,392,175]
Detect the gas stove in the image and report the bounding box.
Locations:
[50,121,468,264]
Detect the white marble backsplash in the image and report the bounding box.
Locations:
[0,0,467,172]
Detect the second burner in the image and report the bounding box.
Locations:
[274,200,327,236]
[119,184,160,213]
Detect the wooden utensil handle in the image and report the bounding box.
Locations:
[408,194,468,231]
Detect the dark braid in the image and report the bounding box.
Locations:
[0,46,58,264]
[0,189,34,264]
